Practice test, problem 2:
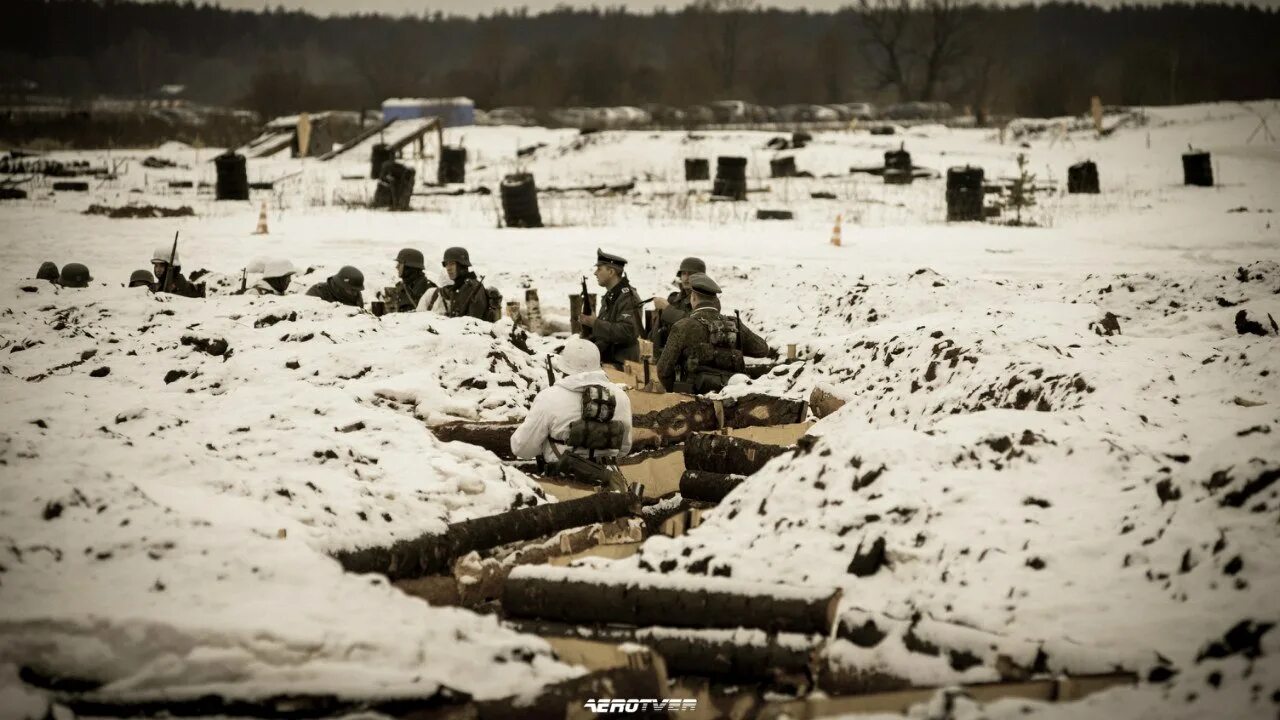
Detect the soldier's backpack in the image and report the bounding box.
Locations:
[682,313,745,392]
[485,286,503,322]
[549,384,628,490]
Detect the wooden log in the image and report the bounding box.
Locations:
[508,619,822,684]
[679,469,745,503]
[718,393,807,428]
[334,492,638,580]
[503,565,841,635]
[809,384,849,419]
[683,432,792,476]
[430,421,518,460]
[630,395,718,450]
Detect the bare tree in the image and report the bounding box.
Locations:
[918,0,971,101]
[857,0,912,100]
[687,0,757,95]
[857,0,971,101]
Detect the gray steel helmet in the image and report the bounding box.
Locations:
[59,263,92,288]
[678,257,706,276]
[396,248,425,269]
[129,269,155,287]
[37,261,59,282]
[336,265,364,291]
[442,246,471,267]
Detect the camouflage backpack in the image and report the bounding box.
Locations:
[550,384,628,490]
[686,313,745,376]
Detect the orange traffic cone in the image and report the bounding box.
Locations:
[830,213,842,247]
[253,202,269,235]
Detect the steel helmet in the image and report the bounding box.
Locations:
[37,261,59,282]
[396,248,425,269]
[678,257,706,275]
[263,258,296,279]
[152,245,181,267]
[442,246,471,267]
[129,269,155,287]
[336,265,364,291]
[59,263,92,288]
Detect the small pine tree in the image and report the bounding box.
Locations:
[1007,153,1037,226]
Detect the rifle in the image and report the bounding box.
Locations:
[545,355,556,387]
[579,276,594,339]
[240,268,247,293]
[162,231,179,293]
[735,310,743,351]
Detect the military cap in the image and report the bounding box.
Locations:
[129,269,155,287]
[688,272,721,295]
[37,261,60,282]
[396,248,425,269]
[442,246,471,267]
[678,257,706,275]
[59,263,92,288]
[596,249,627,270]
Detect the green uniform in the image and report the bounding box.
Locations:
[440,271,489,320]
[657,306,770,392]
[392,269,435,312]
[590,279,642,366]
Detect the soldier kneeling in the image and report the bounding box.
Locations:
[510,338,634,491]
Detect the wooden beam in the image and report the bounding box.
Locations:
[503,565,841,635]
[333,492,639,580]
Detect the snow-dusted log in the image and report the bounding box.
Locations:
[808,384,849,419]
[683,432,792,476]
[503,565,841,635]
[335,493,639,580]
[430,421,519,460]
[630,396,718,450]
[678,469,745,503]
[719,393,807,428]
[508,619,823,683]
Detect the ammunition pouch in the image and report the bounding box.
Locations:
[565,419,626,451]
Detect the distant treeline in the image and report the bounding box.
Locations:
[4,0,1279,121]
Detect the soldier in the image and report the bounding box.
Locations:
[511,337,633,485]
[248,259,295,295]
[386,248,435,312]
[128,269,155,288]
[580,249,642,367]
[650,256,709,355]
[58,263,92,288]
[150,246,201,298]
[36,262,59,283]
[438,246,490,320]
[656,273,771,393]
[305,265,364,307]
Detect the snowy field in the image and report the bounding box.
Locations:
[1,101,1278,718]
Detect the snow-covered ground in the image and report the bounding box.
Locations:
[1,101,1277,717]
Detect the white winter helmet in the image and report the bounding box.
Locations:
[245,256,268,273]
[152,245,181,267]
[262,258,296,279]
[556,337,601,376]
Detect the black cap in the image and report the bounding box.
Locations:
[689,272,721,295]
[596,248,627,270]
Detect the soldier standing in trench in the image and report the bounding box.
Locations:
[580,249,642,368]
[650,256,708,356]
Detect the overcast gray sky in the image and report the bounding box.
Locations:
[148,0,1280,16]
